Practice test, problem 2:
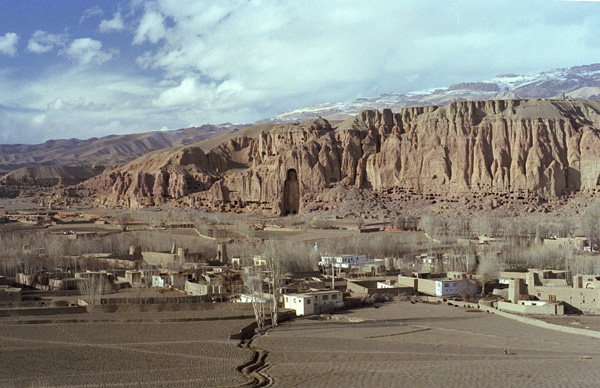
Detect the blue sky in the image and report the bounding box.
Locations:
[1,0,600,144]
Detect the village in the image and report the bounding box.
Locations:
[3,204,600,387]
[2,206,600,321]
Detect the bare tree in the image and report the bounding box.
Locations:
[117,211,131,232]
[264,242,283,326]
[457,281,478,302]
[77,274,109,305]
[582,200,600,252]
[550,217,575,238]
[448,216,471,238]
[243,266,266,332]
[476,254,503,296]
[470,217,501,238]
[419,214,448,239]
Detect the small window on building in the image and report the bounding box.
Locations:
[323,295,329,300]
[332,294,338,300]
[306,299,311,304]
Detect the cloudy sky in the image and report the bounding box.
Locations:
[0,0,599,144]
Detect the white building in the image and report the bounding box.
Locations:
[434,279,463,296]
[397,274,475,297]
[320,254,381,269]
[231,257,245,269]
[377,280,398,289]
[252,255,267,267]
[284,290,343,316]
[152,275,168,288]
[234,293,269,303]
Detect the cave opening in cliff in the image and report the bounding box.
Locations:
[283,169,300,216]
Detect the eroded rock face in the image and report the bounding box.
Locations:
[82,99,600,214]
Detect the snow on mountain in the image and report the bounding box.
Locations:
[264,63,600,123]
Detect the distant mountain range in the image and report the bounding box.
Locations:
[3,63,600,178]
[261,63,600,123]
[0,123,245,173]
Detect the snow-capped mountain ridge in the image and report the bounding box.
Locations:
[263,63,600,123]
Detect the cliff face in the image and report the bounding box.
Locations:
[83,99,600,214]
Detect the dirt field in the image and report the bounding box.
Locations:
[0,197,46,212]
[253,302,600,388]
[0,310,255,388]
[537,315,600,332]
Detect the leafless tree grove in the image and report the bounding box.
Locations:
[243,266,266,332]
[77,274,109,305]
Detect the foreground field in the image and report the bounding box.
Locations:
[254,302,600,388]
[0,310,255,388]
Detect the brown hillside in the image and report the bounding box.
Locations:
[0,124,243,172]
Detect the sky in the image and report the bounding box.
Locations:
[1,0,600,144]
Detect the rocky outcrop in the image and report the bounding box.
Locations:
[82,99,600,214]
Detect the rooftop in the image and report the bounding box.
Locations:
[290,289,343,298]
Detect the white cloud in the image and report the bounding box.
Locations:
[0,67,164,143]
[152,77,200,106]
[152,76,257,111]
[129,0,600,122]
[27,30,68,53]
[61,38,117,66]
[4,0,600,145]
[133,11,167,44]
[0,32,18,56]
[0,59,255,143]
[99,12,125,33]
[47,98,65,110]
[80,6,104,24]
[32,113,47,126]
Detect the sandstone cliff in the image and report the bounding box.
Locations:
[82,99,600,214]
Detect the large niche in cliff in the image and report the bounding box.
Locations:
[283,169,300,216]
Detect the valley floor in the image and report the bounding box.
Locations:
[253,302,600,388]
[0,310,254,388]
[2,301,600,388]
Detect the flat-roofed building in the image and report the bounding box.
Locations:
[501,269,600,314]
[320,254,368,269]
[125,270,142,286]
[397,273,475,297]
[543,236,588,252]
[284,290,343,316]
